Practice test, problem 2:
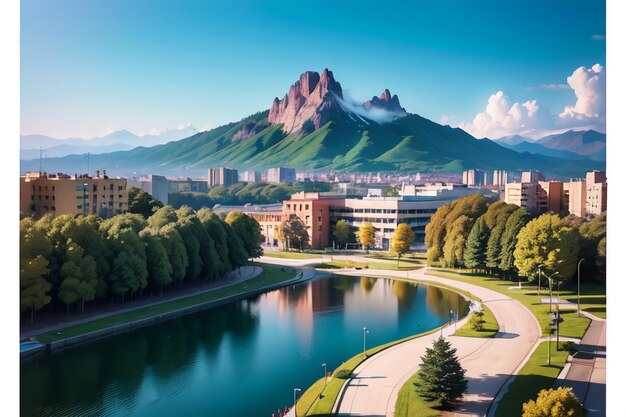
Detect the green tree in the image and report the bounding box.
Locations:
[391,223,415,265]
[578,212,606,280]
[413,336,468,407]
[498,207,532,277]
[198,208,232,275]
[358,223,376,251]
[225,211,263,259]
[128,187,164,218]
[102,224,148,302]
[58,242,98,313]
[596,236,606,282]
[514,214,580,282]
[148,205,178,229]
[20,255,52,325]
[485,223,505,272]
[333,220,353,249]
[522,387,584,417]
[158,224,189,286]
[280,214,310,251]
[140,230,173,294]
[470,309,485,331]
[464,217,490,270]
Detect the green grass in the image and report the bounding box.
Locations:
[453,304,499,338]
[262,250,322,259]
[32,263,297,344]
[312,260,421,271]
[299,323,448,416]
[495,342,572,417]
[428,269,599,339]
[394,372,441,417]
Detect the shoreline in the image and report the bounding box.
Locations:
[21,264,313,359]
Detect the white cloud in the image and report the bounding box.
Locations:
[559,64,605,123]
[439,114,457,125]
[526,84,569,91]
[199,124,213,132]
[337,91,407,124]
[458,64,606,139]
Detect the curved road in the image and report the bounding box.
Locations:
[260,257,543,417]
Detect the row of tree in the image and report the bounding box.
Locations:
[167,181,331,210]
[425,194,606,282]
[20,205,263,324]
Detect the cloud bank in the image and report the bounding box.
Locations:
[458,64,605,139]
[337,91,407,124]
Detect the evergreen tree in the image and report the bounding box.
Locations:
[225,211,264,259]
[485,223,504,271]
[464,217,490,270]
[414,336,468,407]
[499,207,532,276]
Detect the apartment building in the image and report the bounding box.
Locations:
[267,167,296,184]
[585,171,607,217]
[208,167,238,187]
[20,171,128,219]
[240,170,261,183]
[521,170,545,184]
[504,182,547,212]
[128,174,169,204]
[282,192,344,249]
[493,170,509,186]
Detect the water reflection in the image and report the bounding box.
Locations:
[21,275,468,417]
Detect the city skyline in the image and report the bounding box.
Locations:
[21,0,605,140]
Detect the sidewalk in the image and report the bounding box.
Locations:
[555,319,606,416]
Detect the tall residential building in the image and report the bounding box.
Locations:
[282,192,344,249]
[493,170,509,186]
[585,171,607,216]
[521,170,545,184]
[267,167,296,184]
[462,169,486,186]
[567,179,586,217]
[504,182,547,212]
[128,174,169,205]
[208,167,238,187]
[20,171,128,219]
[240,170,260,183]
[538,181,566,213]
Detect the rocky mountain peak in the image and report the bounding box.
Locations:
[268,69,344,133]
[363,89,406,115]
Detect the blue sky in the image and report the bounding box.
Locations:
[21,0,606,139]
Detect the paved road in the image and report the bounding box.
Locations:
[328,267,541,417]
[555,319,606,416]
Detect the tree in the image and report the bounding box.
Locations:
[514,214,580,282]
[499,207,532,277]
[140,230,173,294]
[58,242,98,313]
[128,187,164,219]
[333,220,353,249]
[413,336,468,407]
[391,223,415,265]
[225,211,264,259]
[20,255,52,325]
[485,223,505,272]
[578,212,606,280]
[464,217,490,271]
[470,309,485,331]
[158,224,189,286]
[280,214,310,251]
[442,215,473,268]
[522,387,584,417]
[358,223,376,252]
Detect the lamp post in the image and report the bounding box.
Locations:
[537,265,542,295]
[293,388,301,415]
[577,258,586,317]
[546,271,558,365]
[322,363,327,386]
[363,327,369,356]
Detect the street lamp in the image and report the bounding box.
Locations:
[537,265,542,295]
[546,271,558,365]
[322,363,327,386]
[577,258,586,317]
[293,388,301,415]
[363,327,369,356]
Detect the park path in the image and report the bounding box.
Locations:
[328,267,541,417]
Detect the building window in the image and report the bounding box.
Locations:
[45,195,49,200]
[52,186,55,191]
[318,216,322,222]
[52,196,55,200]
[31,195,34,201]
[305,204,309,210]
[45,186,48,191]
[109,184,114,190]
[118,186,123,191]
[93,185,97,192]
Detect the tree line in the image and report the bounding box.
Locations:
[168,181,331,210]
[425,194,606,283]
[20,205,263,324]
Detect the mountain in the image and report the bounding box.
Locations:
[535,130,605,159]
[20,126,199,158]
[495,134,531,146]
[20,69,605,178]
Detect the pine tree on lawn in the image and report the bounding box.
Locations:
[414,336,468,408]
[464,217,489,271]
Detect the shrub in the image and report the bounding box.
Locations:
[334,369,353,379]
[522,387,584,417]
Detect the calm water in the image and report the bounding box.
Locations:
[21,275,469,417]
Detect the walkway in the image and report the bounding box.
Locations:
[555,319,606,416]
[329,267,541,417]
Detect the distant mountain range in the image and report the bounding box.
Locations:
[20,126,199,159]
[21,69,605,178]
[492,130,606,161]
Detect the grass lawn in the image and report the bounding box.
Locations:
[298,324,447,416]
[394,372,441,417]
[33,263,297,344]
[428,269,601,339]
[453,304,499,338]
[312,260,421,271]
[262,250,322,259]
[495,341,572,417]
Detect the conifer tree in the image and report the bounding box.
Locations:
[414,336,468,407]
[464,217,489,270]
